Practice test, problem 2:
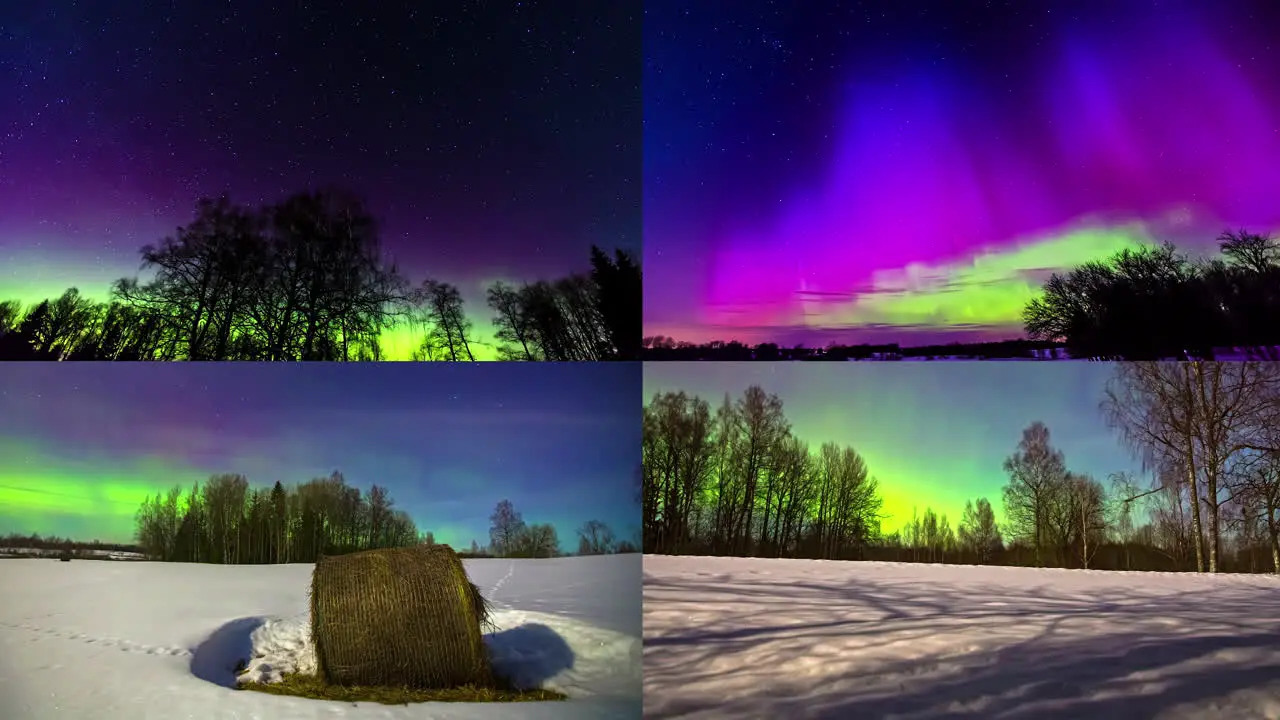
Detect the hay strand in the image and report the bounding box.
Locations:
[311,544,495,689]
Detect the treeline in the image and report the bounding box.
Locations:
[643,363,1280,574]
[133,472,422,564]
[643,386,884,558]
[0,532,142,556]
[1025,229,1280,359]
[486,499,638,559]
[130,472,637,564]
[0,190,640,362]
[0,533,142,554]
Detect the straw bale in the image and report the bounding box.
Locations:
[311,544,494,688]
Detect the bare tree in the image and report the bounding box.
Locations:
[489,500,527,557]
[487,281,538,360]
[1218,229,1279,275]
[1105,362,1280,572]
[642,391,714,554]
[414,279,477,361]
[1104,363,1208,571]
[642,384,884,561]
[1002,422,1067,567]
[958,498,1002,563]
[1071,474,1107,569]
[768,435,814,556]
[516,523,560,558]
[1107,471,1146,569]
[1233,382,1280,573]
[576,520,617,555]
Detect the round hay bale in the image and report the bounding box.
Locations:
[310,544,495,689]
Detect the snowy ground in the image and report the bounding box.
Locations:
[0,554,641,719]
[644,555,1280,719]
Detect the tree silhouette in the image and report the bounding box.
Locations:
[1219,229,1280,275]
[1024,230,1280,358]
[0,191,638,361]
[487,281,539,360]
[590,246,642,360]
[413,280,476,361]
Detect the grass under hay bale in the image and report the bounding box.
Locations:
[236,671,568,704]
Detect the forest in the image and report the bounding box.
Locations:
[129,471,635,563]
[0,191,641,361]
[643,362,1280,574]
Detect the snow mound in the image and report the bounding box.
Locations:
[235,608,640,697]
[235,613,316,684]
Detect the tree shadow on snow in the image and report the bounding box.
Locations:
[644,570,1280,719]
[807,629,1280,720]
[190,616,267,688]
[486,623,576,690]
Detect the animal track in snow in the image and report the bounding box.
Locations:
[0,620,191,657]
[489,560,516,601]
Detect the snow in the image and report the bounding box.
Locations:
[644,555,1280,719]
[0,554,641,719]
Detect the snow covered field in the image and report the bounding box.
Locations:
[644,555,1280,719]
[0,546,146,560]
[0,554,641,719]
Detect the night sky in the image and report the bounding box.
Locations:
[644,363,1144,533]
[0,363,640,552]
[0,1,640,359]
[645,0,1280,347]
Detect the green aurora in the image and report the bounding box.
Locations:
[0,437,204,543]
[0,363,640,549]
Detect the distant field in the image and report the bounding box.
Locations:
[0,547,146,561]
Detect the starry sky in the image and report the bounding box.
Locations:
[0,1,640,359]
[644,0,1280,348]
[0,362,640,552]
[643,362,1147,534]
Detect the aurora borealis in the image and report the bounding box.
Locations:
[644,0,1280,347]
[0,363,640,551]
[643,362,1143,533]
[0,2,639,359]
